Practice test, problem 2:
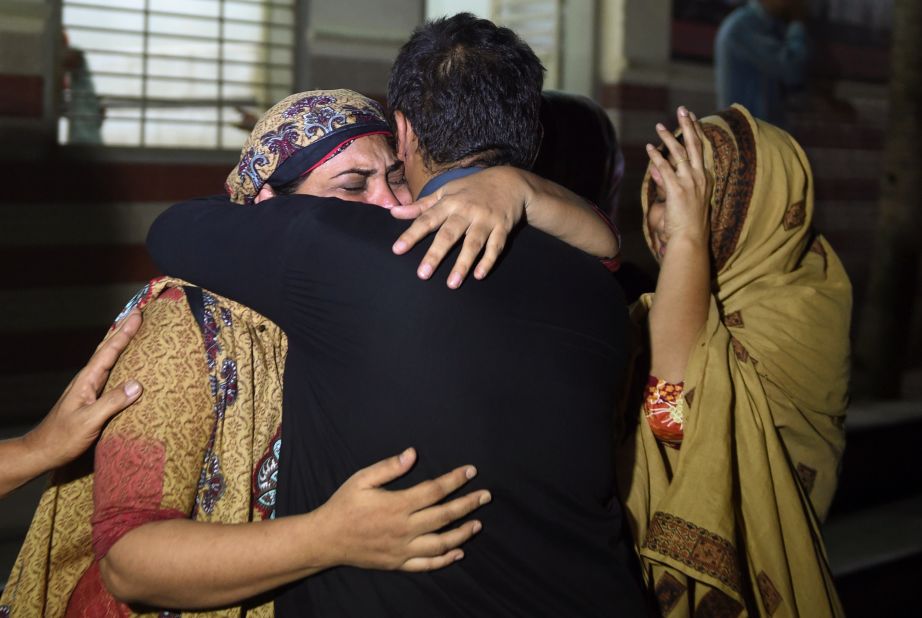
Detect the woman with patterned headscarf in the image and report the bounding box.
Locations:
[619,105,849,617]
[226,90,411,208]
[1,89,619,617]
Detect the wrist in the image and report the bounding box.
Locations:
[297,506,341,570]
[5,433,51,490]
[20,427,58,472]
[662,232,709,261]
[516,170,539,215]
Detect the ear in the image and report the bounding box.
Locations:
[254,183,276,204]
[393,110,416,163]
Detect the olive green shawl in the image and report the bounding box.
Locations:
[619,105,850,617]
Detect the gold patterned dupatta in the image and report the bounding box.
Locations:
[618,106,850,617]
[0,277,287,617]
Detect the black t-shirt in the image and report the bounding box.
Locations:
[147,194,645,617]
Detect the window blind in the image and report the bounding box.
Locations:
[61,0,296,149]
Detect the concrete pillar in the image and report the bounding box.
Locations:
[0,0,60,158]
[594,0,715,263]
[597,0,671,147]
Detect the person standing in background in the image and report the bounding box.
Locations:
[715,0,808,127]
[62,31,104,144]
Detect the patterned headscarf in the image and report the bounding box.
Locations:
[226,89,392,204]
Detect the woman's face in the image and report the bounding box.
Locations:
[295,134,412,208]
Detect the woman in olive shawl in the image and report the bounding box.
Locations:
[620,104,850,617]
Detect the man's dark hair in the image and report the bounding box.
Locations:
[387,13,545,170]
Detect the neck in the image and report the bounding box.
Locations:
[405,159,433,200]
[407,154,488,199]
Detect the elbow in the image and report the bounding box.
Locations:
[99,554,144,604]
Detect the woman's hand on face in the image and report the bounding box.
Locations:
[24,310,144,470]
[647,107,712,246]
[312,447,490,572]
[390,166,527,289]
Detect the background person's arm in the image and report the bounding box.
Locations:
[0,311,142,499]
[391,167,620,288]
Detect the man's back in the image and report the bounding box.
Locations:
[149,195,645,616]
[715,1,807,127]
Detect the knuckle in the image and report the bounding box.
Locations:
[416,480,440,503]
[417,215,437,231]
[435,512,453,530]
[453,260,472,275]
[426,243,448,259]
[418,558,437,572]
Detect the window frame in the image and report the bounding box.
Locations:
[54,0,311,160]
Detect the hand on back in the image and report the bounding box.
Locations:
[312,447,491,572]
[25,310,144,470]
[390,166,529,289]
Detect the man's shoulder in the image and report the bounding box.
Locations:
[499,226,625,301]
[509,224,607,266]
[718,4,764,38]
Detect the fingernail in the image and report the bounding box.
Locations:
[474,268,485,280]
[124,380,141,397]
[448,272,462,289]
[393,240,407,253]
[479,491,492,505]
[399,447,413,465]
[646,143,654,151]
[656,123,666,131]
[472,521,483,533]
[678,106,689,117]
[418,263,433,279]
[465,466,477,479]
[454,551,465,561]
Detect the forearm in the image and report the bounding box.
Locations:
[520,172,620,258]
[648,235,710,383]
[100,513,332,608]
[0,435,52,498]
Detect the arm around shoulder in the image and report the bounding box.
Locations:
[146,195,308,323]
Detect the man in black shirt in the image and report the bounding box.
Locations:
[148,13,644,617]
